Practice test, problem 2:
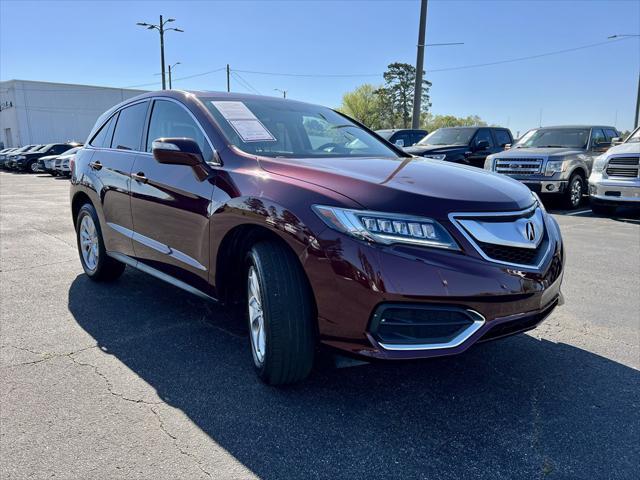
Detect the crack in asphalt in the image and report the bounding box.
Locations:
[67,354,165,406]
[151,406,213,478]
[1,344,97,367]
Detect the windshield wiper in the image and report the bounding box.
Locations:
[536,145,568,148]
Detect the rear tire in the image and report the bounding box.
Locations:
[591,202,616,216]
[75,203,125,282]
[245,240,315,385]
[563,173,584,209]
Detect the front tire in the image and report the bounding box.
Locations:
[563,173,584,209]
[28,161,38,173]
[245,240,315,385]
[75,203,125,281]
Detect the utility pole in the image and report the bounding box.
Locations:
[411,0,428,129]
[136,16,183,90]
[226,64,231,93]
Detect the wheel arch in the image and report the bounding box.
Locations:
[71,191,93,224]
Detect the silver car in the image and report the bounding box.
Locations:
[588,127,640,215]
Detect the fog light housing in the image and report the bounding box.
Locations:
[546,184,555,191]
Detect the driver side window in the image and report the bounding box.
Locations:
[146,100,213,163]
[590,128,606,147]
[474,129,494,147]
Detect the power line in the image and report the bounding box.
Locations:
[231,71,261,95]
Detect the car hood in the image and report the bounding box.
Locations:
[403,144,468,156]
[499,147,585,157]
[39,155,58,161]
[605,142,640,155]
[259,156,535,217]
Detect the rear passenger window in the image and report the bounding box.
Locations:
[111,102,149,151]
[494,130,511,147]
[605,129,619,141]
[474,129,495,147]
[146,100,213,162]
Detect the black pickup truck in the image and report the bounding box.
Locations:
[403,126,513,168]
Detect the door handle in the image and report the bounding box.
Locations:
[132,172,148,184]
[89,160,102,170]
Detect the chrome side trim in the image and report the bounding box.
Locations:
[107,251,217,302]
[107,222,207,271]
[377,309,485,351]
[448,203,553,270]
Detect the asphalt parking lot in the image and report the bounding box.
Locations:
[1,171,639,480]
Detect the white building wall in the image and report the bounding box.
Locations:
[0,80,146,147]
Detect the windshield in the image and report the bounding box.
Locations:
[200,97,400,159]
[417,128,476,146]
[626,128,640,143]
[514,128,590,149]
[375,130,394,140]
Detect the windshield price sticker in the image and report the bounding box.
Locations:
[211,101,276,142]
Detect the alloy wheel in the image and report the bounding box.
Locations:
[79,215,99,271]
[30,162,38,173]
[247,266,266,366]
[570,178,582,208]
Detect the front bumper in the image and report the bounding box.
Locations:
[303,213,564,360]
[589,174,640,205]
[521,180,568,194]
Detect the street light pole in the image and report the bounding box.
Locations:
[274,88,287,99]
[608,34,640,128]
[159,15,166,90]
[136,16,183,90]
[168,62,180,89]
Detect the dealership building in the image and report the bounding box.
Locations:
[0,80,146,148]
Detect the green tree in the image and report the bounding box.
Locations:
[338,84,383,129]
[380,62,432,128]
[423,114,487,131]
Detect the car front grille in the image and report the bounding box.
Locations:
[477,235,548,266]
[495,158,543,175]
[450,205,551,268]
[606,157,639,178]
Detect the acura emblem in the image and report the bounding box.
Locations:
[525,221,536,242]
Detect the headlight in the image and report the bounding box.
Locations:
[484,157,495,171]
[544,159,567,176]
[592,154,607,173]
[423,154,446,161]
[312,205,459,250]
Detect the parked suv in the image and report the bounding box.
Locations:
[14,142,80,172]
[3,144,42,170]
[588,127,640,215]
[375,129,428,148]
[403,126,513,168]
[484,125,619,209]
[71,91,564,385]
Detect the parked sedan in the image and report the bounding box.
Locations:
[14,142,80,173]
[71,90,564,385]
[3,145,42,170]
[0,148,19,168]
[52,147,81,177]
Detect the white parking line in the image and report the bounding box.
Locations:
[563,209,592,216]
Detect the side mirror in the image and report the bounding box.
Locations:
[152,138,204,166]
[592,140,611,152]
[152,138,209,181]
[475,140,490,151]
[394,139,405,147]
[611,137,623,146]
[504,143,512,150]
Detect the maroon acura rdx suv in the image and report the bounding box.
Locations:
[70,90,564,385]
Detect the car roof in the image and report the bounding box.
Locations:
[538,125,617,130]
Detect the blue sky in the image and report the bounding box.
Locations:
[1,0,639,135]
